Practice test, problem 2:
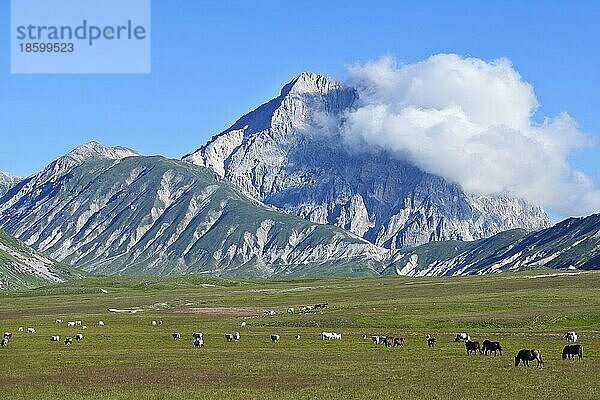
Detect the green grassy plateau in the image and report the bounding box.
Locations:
[1,271,599,399]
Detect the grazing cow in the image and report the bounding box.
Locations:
[384,336,394,347]
[465,340,481,355]
[314,303,329,309]
[362,334,368,340]
[75,334,84,341]
[82,325,87,330]
[27,327,36,334]
[151,320,158,326]
[192,332,203,340]
[482,340,502,356]
[3,332,12,339]
[68,321,76,327]
[264,310,275,317]
[455,333,470,342]
[50,336,60,342]
[75,321,82,326]
[225,333,234,342]
[321,332,341,340]
[394,337,405,347]
[194,338,204,347]
[426,335,436,347]
[98,320,105,327]
[18,327,23,332]
[515,349,543,368]
[331,333,342,340]
[371,335,381,345]
[240,322,247,327]
[562,344,583,361]
[287,308,295,313]
[271,334,280,343]
[233,332,240,341]
[158,320,163,326]
[172,333,181,340]
[64,337,73,345]
[295,335,301,340]
[1,338,8,347]
[564,331,578,342]
[55,319,63,324]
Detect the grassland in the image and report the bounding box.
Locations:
[1,271,599,399]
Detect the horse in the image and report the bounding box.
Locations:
[465,340,481,355]
[562,344,583,361]
[482,340,502,356]
[515,349,543,368]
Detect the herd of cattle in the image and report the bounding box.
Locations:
[0,313,586,369]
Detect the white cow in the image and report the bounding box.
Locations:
[240,321,247,327]
[55,319,63,324]
[233,332,240,341]
[158,320,163,326]
[295,335,301,340]
[75,334,84,341]
[18,327,23,332]
[455,333,470,342]
[331,333,342,340]
[321,332,341,340]
[67,321,76,327]
[565,331,578,342]
[225,333,234,342]
[75,321,82,326]
[194,338,204,347]
[287,308,295,313]
[172,332,181,340]
[192,332,203,340]
[271,334,280,343]
[82,325,87,330]
[98,320,105,327]
[151,320,158,326]
[27,327,36,334]
[1,338,8,347]
[50,336,60,342]
[371,335,381,344]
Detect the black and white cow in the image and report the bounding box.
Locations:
[64,337,73,345]
[271,334,280,343]
[75,334,84,341]
[192,332,203,340]
[194,337,204,347]
[225,333,234,342]
[1,338,8,347]
[172,332,181,340]
[50,336,60,342]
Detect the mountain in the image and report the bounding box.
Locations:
[183,72,550,250]
[0,142,388,278]
[383,214,600,276]
[0,171,20,197]
[0,229,84,289]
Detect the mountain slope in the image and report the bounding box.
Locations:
[0,172,20,198]
[0,229,84,289]
[0,143,388,278]
[383,214,600,276]
[183,72,550,250]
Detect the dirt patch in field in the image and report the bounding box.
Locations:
[174,307,259,316]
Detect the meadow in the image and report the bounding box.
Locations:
[1,271,599,399]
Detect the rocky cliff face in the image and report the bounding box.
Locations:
[0,142,388,278]
[183,72,550,249]
[0,172,20,198]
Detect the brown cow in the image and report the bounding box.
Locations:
[394,337,404,347]
[385,336,394,347]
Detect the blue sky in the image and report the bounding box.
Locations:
[1,0,599,202]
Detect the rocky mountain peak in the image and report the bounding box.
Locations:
[280,72,344,97]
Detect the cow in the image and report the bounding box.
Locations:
[50,336,60,342]
[225,333,234,342]
[482,340,502,356]
[55,319,63,324]
[98,320,105,327]
[314,303,329,309]
[233,332,240,341]
[64,337,73,345]
[455,333,470,342]
[426,335,436,347]
[192,332,203,340]
[321,332,341,340]
[331,333,342,340]
[194,337,204,347]
[158,320,163,326]
[394,337,405,347]
[515,349,543,368]
[1,338,8,347]
[27,327,36,334]
[172,332,181,340]
[465,340,481,355]
[564,331,578,342]
[18,327,23,332]
[562,344,583,361]
[3,332,12,339]
[75,321,82,326]
[295,335,301,340]
[82,325,87,330]
[287,308,295,313]
[264,310,275,317]
[151,320,158,326]
[240,322,247,327]
[68,321,76,327]
[371,335,381,345]
[271,334,280,343]
[75,334,84,341]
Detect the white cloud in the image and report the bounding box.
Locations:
[342,54,600,216]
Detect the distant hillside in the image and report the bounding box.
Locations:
[0,229,85,289]
[383,214,600,276]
